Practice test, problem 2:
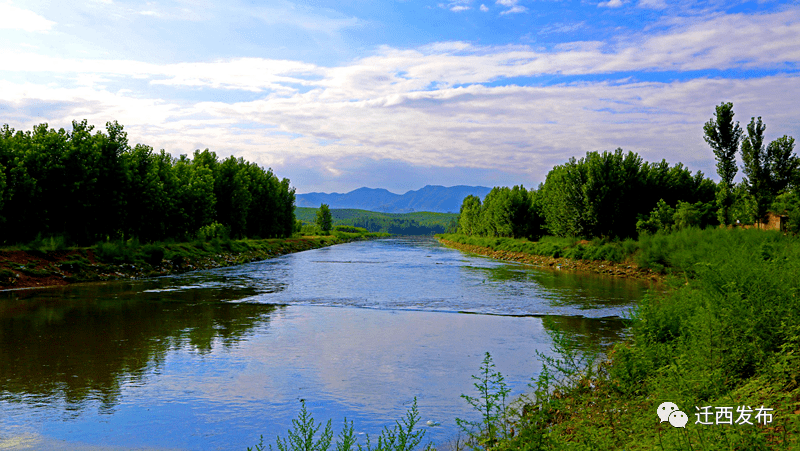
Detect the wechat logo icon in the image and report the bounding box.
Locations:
[657,402,688,428]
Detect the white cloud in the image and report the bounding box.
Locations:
[598,0,625,7]
[441,0,473,12]
[637,0,667,9]
[0,2,55,32]
[496,0,527,14]
[539,21,587,34]
[480,4,489,12]
[1,9,799,187]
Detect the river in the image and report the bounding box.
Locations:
[0,237,653,450]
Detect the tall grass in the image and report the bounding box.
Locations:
[437,233,637,263]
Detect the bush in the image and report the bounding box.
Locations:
[23,234,68,253]
[197,222,229,241]
[333,225,368,234]
[141,244,165,266]
[94,240,137,264]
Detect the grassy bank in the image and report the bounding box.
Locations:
[472,227,800,450]
[0,230,388,290]
[435,233,660,280]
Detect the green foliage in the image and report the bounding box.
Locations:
[704,102,743,225]
[332,225,368,233]
[141,244,165,266]
[198,222,229,241]
[295,208,457,235]
[249,399,428,451]
[457,352,512,449]
[23,234,69,253]
[95,240,138,264]
[438,233,637,263]
[458,195,483,236]
[0,121,296,245]
[766,135,799,195]
[316,204,333,234]
[480,227,800,450]
[534,149,714,239]
[636,199,675,235]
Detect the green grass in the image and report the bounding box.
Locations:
[480,227,800,450]
[436,233,639,263]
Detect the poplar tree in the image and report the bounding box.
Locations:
[704,102,742,225]
[740,116,769,224]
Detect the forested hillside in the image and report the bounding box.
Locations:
[295,207,457,235]
[0,120,296,245]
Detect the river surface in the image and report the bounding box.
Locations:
[0,237,653,450]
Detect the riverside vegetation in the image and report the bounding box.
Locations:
[0,120,386,288]
[295,207,458,235]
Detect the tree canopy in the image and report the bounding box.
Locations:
[0,120,296,244]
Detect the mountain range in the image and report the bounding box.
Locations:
[295,185,492,213]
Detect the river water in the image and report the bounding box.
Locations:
[0,237,653,450]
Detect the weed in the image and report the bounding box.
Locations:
[456,352,512,449]
[249,399,429,451]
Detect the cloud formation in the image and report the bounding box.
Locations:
[1,4,798,192]
[0,2,55,32]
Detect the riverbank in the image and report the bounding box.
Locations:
[465,227,800,450]
[436,235,663,281]
[0,233,385,290]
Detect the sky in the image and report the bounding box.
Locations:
[1,0,799,194]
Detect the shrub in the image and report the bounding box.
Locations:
[141,244,165,266]
[94,241,137,264]
[197,222,229,241]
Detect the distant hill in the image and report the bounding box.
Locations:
[295,185,492,213]
[295,207,458,235]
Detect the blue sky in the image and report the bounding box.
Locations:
[1,0,799,194]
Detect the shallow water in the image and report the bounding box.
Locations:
[0,237,653,450]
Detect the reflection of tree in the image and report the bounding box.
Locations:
[463,263,654,307]
[0,281,279,410]
[540,315,630,351]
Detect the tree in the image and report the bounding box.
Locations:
[316,204,332,234]
[458,195,483,236]
[766,135,799,195]
[704,102,743,225]
[740,116,770,224]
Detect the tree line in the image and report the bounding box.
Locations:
[458,103,799,240]
[0,120,296,245]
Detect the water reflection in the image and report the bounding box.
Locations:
[0,282,279,410]
[0,237,652,450]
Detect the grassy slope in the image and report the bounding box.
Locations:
[456,228,800,450]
